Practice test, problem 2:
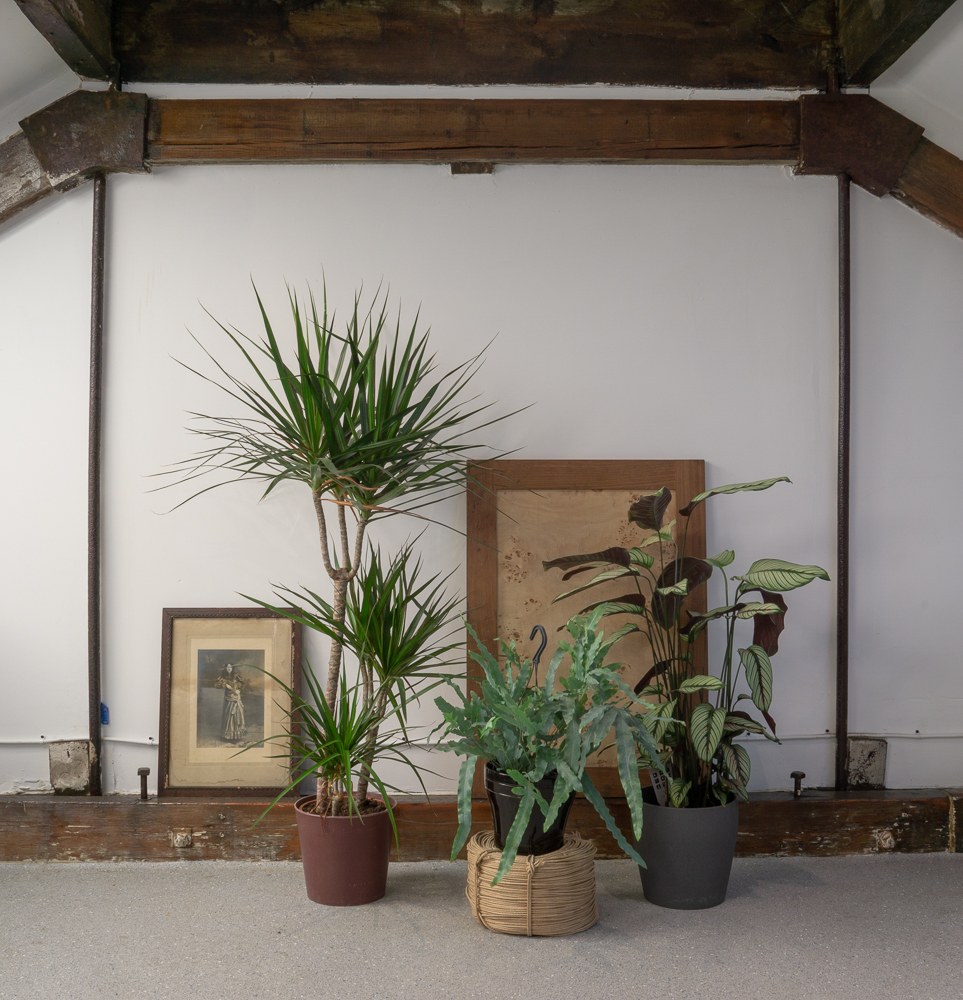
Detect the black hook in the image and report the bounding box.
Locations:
[530,625,547,686]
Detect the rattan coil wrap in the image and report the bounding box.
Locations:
[466,832,598,937]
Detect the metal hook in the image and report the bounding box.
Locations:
[530,625,547,686]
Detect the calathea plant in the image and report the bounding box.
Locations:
[544,478,829,809]
[434,608,663,882]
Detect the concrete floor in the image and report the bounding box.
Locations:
[1,855,961,1000]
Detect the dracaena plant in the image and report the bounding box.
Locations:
[160,280,514,816]
[543,478,829,809]
[433,608,663,883]
[250,543,461,817]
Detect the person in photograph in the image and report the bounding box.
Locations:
[215,664,246,742]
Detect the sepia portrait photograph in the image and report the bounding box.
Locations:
[159,609,301,795]
[195,649,265,748]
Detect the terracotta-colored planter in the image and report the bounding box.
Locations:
[294,794,395,906]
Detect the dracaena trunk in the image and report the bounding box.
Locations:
[355,688,389,805]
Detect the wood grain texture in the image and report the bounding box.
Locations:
[0,790,955,862]
[146,99,801,165]
[0,132,55,227]
[892,137,963,240]
[839,0,959,87]
[14,0,114,80]
[115,0,833,89]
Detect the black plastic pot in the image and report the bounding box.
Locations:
[635,786,739,909]
[484,762,575,856]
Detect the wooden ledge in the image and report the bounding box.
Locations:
[2,789,960,863]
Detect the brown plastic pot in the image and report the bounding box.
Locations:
[294,794,395,906]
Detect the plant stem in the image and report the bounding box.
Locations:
[356,687,389,803]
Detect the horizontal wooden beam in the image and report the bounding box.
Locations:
[14,0,115,81]
[0,790,957,863]
[839,0,959,87]
[4,92,963,245]
[892,138,963,240]
[146,99,802,165]
[114,0,834,90]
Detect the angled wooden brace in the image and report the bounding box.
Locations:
[1,90,148,228]
[797,93,963,239]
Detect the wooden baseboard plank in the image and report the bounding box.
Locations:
[1,790,957,863]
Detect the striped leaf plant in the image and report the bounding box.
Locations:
[543,478,829,809]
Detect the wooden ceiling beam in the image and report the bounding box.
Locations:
[4,92,963,243]
[838,0,960,87]
[113,0,835,90]
[145,98,802,165]
[14,0,116,81]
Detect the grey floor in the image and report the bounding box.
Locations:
[1,855,961,1000]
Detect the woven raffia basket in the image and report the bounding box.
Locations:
[466,832,598,937]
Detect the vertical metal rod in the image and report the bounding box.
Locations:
[835,172,851,792]
[88,172,107,796]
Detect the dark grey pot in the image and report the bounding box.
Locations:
[636,786,739,909]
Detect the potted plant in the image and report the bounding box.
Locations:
[544,477,829,908]
[255,544,460,904]
[162,281,510,902]
[434,607,663,884]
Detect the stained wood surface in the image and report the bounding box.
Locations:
[798,94,923,196]
[892,138,963,240]
[14,0,114,80]
[0,790,957,863]
[114,0,833,89]
[0,132,55,227]
[839,0,959,86]
[146,99,801,165]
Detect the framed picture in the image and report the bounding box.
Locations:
[158,608,302,797]
[466,460,706,795]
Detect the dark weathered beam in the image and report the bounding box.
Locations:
[146,98,802,165]
[14,0,115,81]
[839,0,959,86]
[114,0,834,89]
[0,131,56,227]
[0,90,147,230]
[0,790,956,863]
[20,89,147,189]
[798,94,923,195]
[892,138,963,239]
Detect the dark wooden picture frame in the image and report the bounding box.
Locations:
[158,608,302,798]
[465,459,706,796]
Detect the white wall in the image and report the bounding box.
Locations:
[0,185,92,792]
[1,96,961,796]
[850,186,963,787]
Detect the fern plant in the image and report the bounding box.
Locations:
[434,609,663,883]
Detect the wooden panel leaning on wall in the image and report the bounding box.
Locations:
[466,460,707,797]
